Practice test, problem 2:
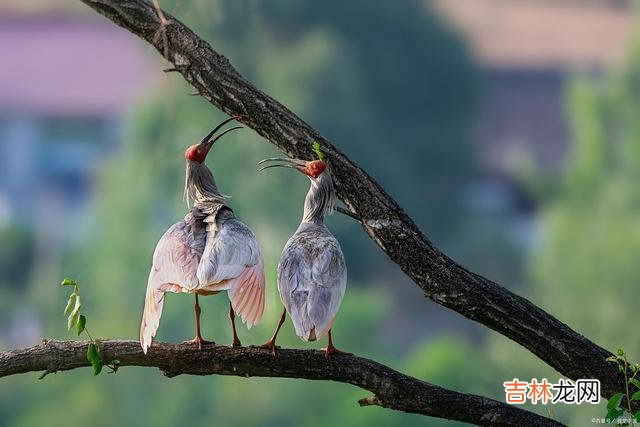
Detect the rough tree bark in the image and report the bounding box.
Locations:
[0,340,562,426]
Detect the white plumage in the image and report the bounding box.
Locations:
[258,157,350,356]
[140,119,265,353]
[278,222,346,341]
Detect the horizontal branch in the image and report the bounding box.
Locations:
[77,0,625,401]
[0,340,562,426]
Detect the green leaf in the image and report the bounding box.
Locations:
[608,393,624,411]
[61,278,77,287]
[634,410,640,422]
[606,407,624,422]
[86,343,103,376]
[63,294,76,316]
[630,378,640,390]
[617,348,625,357]
[631,390,640,402]
[311,141,325,161]
[67,311,80,330]
[77,315,86,336]
[606,356,618,363]
[67,295,81,330]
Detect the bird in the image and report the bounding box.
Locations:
[140,116,265,354]
[257,155,350,357]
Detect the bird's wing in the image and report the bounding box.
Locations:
[278,242,312,338]
[140,218,205,353]
[197,216,265,328]
[307,237,347,336]
[278,230,346,340]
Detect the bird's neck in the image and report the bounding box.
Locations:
[302,171,335,225]
[184,161,226,206]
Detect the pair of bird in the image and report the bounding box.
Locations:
[140,116,350,357]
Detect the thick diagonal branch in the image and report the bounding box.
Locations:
[0,340,562,426]
[79,0,623,400]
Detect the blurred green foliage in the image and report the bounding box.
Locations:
[530,74,640,352]
[0,228,34,288]
[452,36,640,426]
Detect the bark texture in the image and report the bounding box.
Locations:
[0,340,562,426]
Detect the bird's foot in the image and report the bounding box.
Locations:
[186,336,213,350]
[231,337,242,348]
[258,340,279,356]
[322,345,352,358]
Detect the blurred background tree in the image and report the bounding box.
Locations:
[435,31,640,427]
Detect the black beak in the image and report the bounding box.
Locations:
[200,116,243,147]
[257,157,306,172]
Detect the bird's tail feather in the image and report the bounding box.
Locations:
[227,261,265,328]
[140,285,165,354]
[306,286,334,340]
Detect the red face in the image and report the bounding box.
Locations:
[303,160,327,178]
[185,144,209,163]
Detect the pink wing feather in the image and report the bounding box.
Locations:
[226,260,265,328]
[197,216,265,328]
[140,220,204,353]
[140,210,265,353]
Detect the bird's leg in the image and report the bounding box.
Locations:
[260,308,286,355]
[189,294,211,349]
[322,329,352,358]
[228,302,242,347]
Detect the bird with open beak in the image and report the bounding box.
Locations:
[258,154,350,357]
[140,117,265,353]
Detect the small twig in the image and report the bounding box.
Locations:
[38,369,51,380]
[152,0,171,61]
[336,206,360,221]
[163,67,180,73]
[358,396,382,407]
[623,353,632,416]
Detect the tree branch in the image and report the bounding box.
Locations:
[0,340,562,426]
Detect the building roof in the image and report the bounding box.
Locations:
[432,0,634,70]
[0,13,156,116]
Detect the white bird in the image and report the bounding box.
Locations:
[140,117,265,353]
[258,156,350,357]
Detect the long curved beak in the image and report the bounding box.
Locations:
[257,157,306,172]
[199,116,243,149]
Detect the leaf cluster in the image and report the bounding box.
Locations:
[605,348,640,424]
[61,279,120,376]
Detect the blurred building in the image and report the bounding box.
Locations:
[432,0,634,243]
[0,10,155,347]
[0,12,154,230]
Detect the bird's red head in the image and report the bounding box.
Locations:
[185,116,243,163]
[185,144,209,163]
[303,160,327,178]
